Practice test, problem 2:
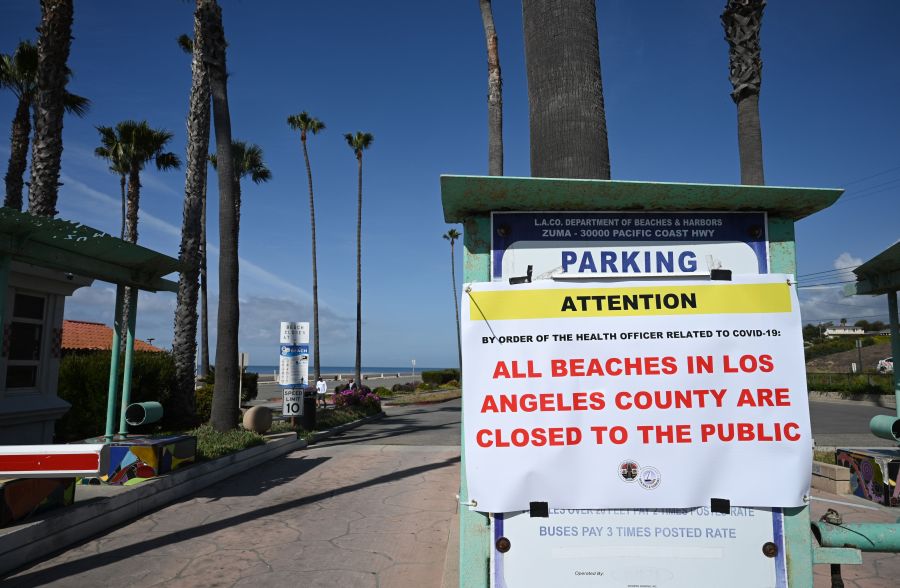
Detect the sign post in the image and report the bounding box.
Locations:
[279,322,309,425]
[441,175,844,587]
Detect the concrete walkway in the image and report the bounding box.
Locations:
[5,406,461,587]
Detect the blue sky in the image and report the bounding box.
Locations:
[1,1,897,367]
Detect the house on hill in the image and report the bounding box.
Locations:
[62,320,164,354]
[823,325,864,337]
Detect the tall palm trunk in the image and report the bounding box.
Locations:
[354,152,363,386]
[722,0,766,185]
[199,193,210,378]
[200,0,239,431]
[124,166,140,243]
[28,0,74,216]
[118,173,126,238]
[479,0,503,176]
[522,0,610,179]
[449,239,461,373]
[4,98,31,210]
[301,133,321,381]
[172,0,211,426]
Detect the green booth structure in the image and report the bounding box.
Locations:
[0,209,188,526]
[440,174,893,587]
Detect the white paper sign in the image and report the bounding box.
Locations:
[492,507,786,587]
[280,321,309,345]
[283,388,304,416]
[278,321,309,386]
[461,276,811,513]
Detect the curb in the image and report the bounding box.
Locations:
[0,434,304,577]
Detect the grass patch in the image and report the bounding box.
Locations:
[189,423,266,461]
[806,372,893,395]
[387,389,461,405]
[814,450,836,465]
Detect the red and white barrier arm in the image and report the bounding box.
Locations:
[0,444,110,478]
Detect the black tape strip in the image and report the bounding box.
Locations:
[710,498,731,514]
[529,501,549,518]
[710,269,732,281]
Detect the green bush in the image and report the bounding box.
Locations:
[189,424,265,461]
[372,386,393,397]
[442,379,460,389]
[416,382,438,391]
[56,351,183,441]
[422,369,461,385]
[805,337,875,361]
[391,382,420,393]
[195,383,214,423]
[806,372,892,395]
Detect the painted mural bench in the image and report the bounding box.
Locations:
[80,434,197,486]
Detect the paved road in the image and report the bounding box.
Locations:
[809,400,897,447]
[6,401,462,587]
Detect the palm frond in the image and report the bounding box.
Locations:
[155,151,182,171]
[62,91,90,117]
[177,34,193,54]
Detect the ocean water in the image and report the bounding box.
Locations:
[247,365,449,375]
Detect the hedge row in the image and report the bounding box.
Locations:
[421,369,460,385]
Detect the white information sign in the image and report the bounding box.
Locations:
[492,507,787,588]
[282,388,304,416]
[278,321,309,386]
[461,276,811,513]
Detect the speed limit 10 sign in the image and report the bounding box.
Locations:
[282,388,304,416]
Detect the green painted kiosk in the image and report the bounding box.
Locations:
[440,175,864,587]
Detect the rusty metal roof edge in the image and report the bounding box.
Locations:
[440,175,843,222]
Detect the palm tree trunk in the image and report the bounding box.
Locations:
[522,0,610,179]
[722,0,766,185]
[4,98,31,210]
[28,0,74,216]
[124,167,140,243]
[450,240,462,374]
[354,153,363,386]
[302,136,321,381]
[736,94,764,185]
[172,0,211,426]
[119,173,126,239]
[201,0,239,431]
[200,191,210,378]
[479,0,503,176]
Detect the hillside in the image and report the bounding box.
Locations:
[806,342,891,373]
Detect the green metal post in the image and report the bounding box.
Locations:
[459,215,492,587]
[118,288,138,436]
[104,285,126,440]
[813,521,900,551]
[0,254,10,355]
[888,290,900,418]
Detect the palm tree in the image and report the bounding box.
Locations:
[443,228,462,374]
[522,0,610,179]
[198,0,239,432]
[479,0,503,175]
[93,126,129,238]
[722,0,766,185]
[172,22,211,426]
[95,121,181,244]
[29,0,76,216]
[208,140,270,429]
[344,131,374,386]
[1,40,88,210]
[287,111,325,381]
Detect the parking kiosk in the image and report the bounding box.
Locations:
[441,175,856,587]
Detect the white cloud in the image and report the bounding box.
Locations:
[833,252,863,270]
[59,172,314,301]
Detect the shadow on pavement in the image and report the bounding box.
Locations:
[4,454,461,586]
[194,454,330,500]
[313,416,460,448]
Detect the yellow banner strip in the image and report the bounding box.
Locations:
[468,283,791,321]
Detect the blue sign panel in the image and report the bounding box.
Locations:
[491,211,768,281]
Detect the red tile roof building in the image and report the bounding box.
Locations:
[62,320,165,353]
